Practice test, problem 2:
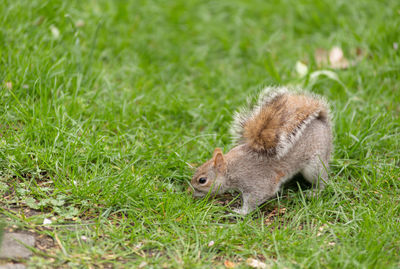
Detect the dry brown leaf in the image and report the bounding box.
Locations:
[224,260,236,268]
[5,81,12,89]
[265,207,287,225]
[246,258,267,268]
[315,47,354,69]
[355,47,363,56]
[34,16,45,26]
[315,48,329,67]
[75,19,85,27]
[265,218,273,225]
[175,214,184,222]
[329,46,349,69]
[329,47,343,63]
[317,224,327,236]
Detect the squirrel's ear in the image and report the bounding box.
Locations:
[212,148,223,158]
[212,148,226,173]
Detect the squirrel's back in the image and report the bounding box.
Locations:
[231,87,331,158]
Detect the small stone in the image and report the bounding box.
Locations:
[0,233,35,259]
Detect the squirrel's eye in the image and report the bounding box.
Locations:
[198,177,207,185]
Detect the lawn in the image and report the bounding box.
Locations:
[1,0,400,268]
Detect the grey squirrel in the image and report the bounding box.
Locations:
[190,86,333,215]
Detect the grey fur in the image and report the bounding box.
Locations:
[191,88,333,215]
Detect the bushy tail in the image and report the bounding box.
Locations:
[231,87,330,158]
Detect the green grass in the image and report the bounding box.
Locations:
[1,0,400,268]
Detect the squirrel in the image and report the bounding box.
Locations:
[190,86,333,215]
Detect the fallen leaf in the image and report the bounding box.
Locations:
[50,25,60,39]
[75,19,85,27]
[295,61,308,77]
[329,47,343,63]
[246,258,267,268]
[264,218,273,225]
[34,16,45,26]
[5,81,12,89]
[138,261,148,268]
[264,207,287,225]
[224,260,236,268]
[329,46,349,69]
[175,215,183,222]
[355,47,363,56]
[315,48,329,67]
[315,47,354,69]
[317,224,327,236]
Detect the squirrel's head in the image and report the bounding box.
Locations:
[190,148,228,198]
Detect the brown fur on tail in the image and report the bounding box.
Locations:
[232,87,330,157]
